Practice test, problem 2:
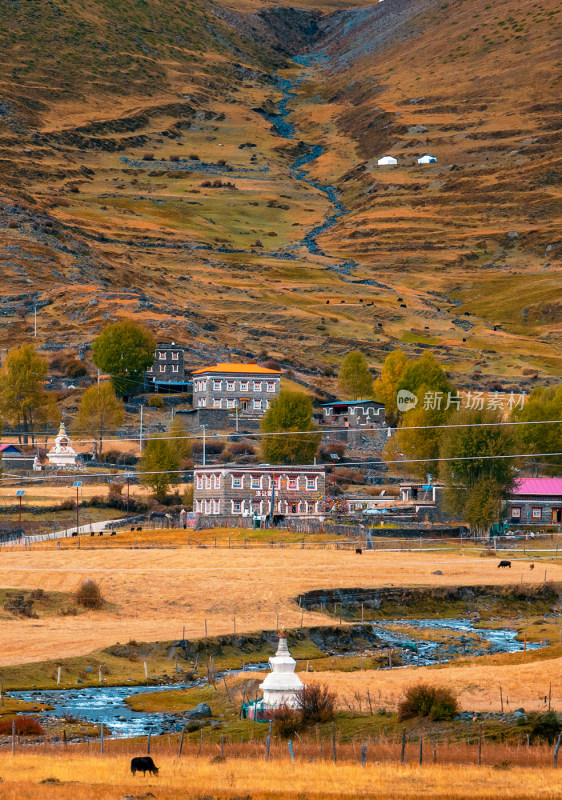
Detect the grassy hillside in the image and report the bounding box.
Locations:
[0,0,559,387]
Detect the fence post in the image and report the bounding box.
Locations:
[266,720,272,761]
[361,743,367,766]
[12,719,15,755]
[178,725,186,757]
[144,662,148,679]
[221,735,224,759]
[100,723,104,755]
[197,729,203,757]
[401,728,406,764]
[332,721,337,763]
[147,732,151,754]
[288,739,295,763]
[433,738,436,764]
[419,738,423,764]
[554,733,561,767]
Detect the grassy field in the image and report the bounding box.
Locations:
[0,752,559,799]
[0,548,560,665]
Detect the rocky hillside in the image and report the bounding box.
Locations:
[0,0,559,388]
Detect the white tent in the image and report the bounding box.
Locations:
[418,154,437,164]
[377,155,398,166]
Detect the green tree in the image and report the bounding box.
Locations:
[168,415,192,461]
[92,321,156,397]
[0,345,53,444]
[337,350,373,400]
[73,382,125,458]
[439,407,518,536]
[138,437,180,501]
[512,385,562,476]
[397,352,450,397]
[261,390,321,465]
[373,350,408,426]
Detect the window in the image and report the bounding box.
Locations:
[532,507,542,520]
[158,351,166,360]
[195,499,202,513]
[200,380,207,391]
[172,365,179,373]
[306,502,315,514]
[232,475,242,489]
[198,398,207,407]
[172,352,179,361]
[251,476,261,489]
[147,366,153,372]
[511,507,521,519]
[213,474,221,489]
[159,365,166,373]
[240,381,249,391]
[288,477,298,490]
[196,475,204,489]
[266,381,275,392]
[213,398,222,408]
[205,475,212,489]
[253,381,262,392]
[213,380,222,391]
[253,399,262,410]
[226,380,235,391]
[227,399,235,409]
[306,477,317,490]
[232,500,242,514]
[270,476,280,489]
[213,499,221,514]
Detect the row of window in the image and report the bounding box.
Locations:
[158,351,180,360]
[195,499,320,515]
[147,365,180,373]
[196,474,318,490]
[194,379,278,393]
[197,398,270,410]
[511,506,560,520]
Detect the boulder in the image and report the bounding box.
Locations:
[187,702,212,719]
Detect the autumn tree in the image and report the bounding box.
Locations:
[373,350,408,426]
[337,350,373,400]
[91,321,156,397]
[73,382,125,458]
[0,345,55,444]
[261,390,321,465]
[439,407,518,536]
[138,437,180,501]
[397,352,451,397]
[512,384,562,476]
[168,415,192,461]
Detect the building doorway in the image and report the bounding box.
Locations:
[552,509,562,523]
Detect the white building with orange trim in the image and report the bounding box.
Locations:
[191,362,281,415]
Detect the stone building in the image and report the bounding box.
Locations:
[506,478,562,526]
[145,342,189,393]
[321,400,386,428]
[193,464,326,517]
[191,363,281,414]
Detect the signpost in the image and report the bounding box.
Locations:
[16,490,25,525]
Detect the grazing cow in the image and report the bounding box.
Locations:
[130,756,159,776]
[355,548,362,555]
[530,563,535,570]
[497,560,511,568]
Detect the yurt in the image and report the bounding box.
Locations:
[377,155,398,166]
[417,154,437,164]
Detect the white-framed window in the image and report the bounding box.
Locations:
[172,365,179,373]
[158,351,166,360]
[195,499,202,513]
[213,379,222,391]
[147,366,153,372]
[306,477,317,490]
[226,380,235,391]
[266,381,275,392]
[232,499,242,514]
[227,398,235,409]
[511,506,521,519]
[264,400,270,409]
[213,398,222,408]
[232,475,242,489]
[253,381,262,392]
[240,381,249,391]
[288,477,298,490]
[205,499,212,514]
[253,399,262,410]
[205,475,212,489]
[213,499,221,514]
[270,476,281,489]
[251,475,261,489]
[196,475,204,489]
[306,502,315,514]
[532,506,542,520]
[198,398,207,407]
[172,352,179,361]
[159,365,166,373]
[213,474,221,489]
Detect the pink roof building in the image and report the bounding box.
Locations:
[512,478,562,496]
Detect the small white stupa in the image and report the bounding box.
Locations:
[260,632,304,709]
[47,421,77,468]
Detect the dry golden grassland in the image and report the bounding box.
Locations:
[0,753,559,800]
[0,548,560,665]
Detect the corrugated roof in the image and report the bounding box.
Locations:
[0,444,21,453]
[512,478,562,496]
[192,363,282,375]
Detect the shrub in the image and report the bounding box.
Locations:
[191,440,224,455]
[398,684,458,721]
[530,711,561,744]
[66,359,87,378]
[142,153,155,161]
[227,442,256,456]
[148,395,165,408]
[295,683,337,727]
[0,717,44,736]
[271,705,301,738]
[75,580,104,610]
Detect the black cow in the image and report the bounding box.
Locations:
[355,548,362,555]
[497,560,511,568]
[131,756,159,776]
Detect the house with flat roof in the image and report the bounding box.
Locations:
[321,400,385,428]
[506,478,562,526]
[145,342,189,393]
[192,363,281,415]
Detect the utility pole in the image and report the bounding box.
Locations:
[97,369,100,386]
[200,424,206,466]
[235,401,239,433]
[125,473,132,519]
[139,405,144,454]
[73,481,82,534]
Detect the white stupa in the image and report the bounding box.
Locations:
[47,421,77,467]
[259,632,304,709]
